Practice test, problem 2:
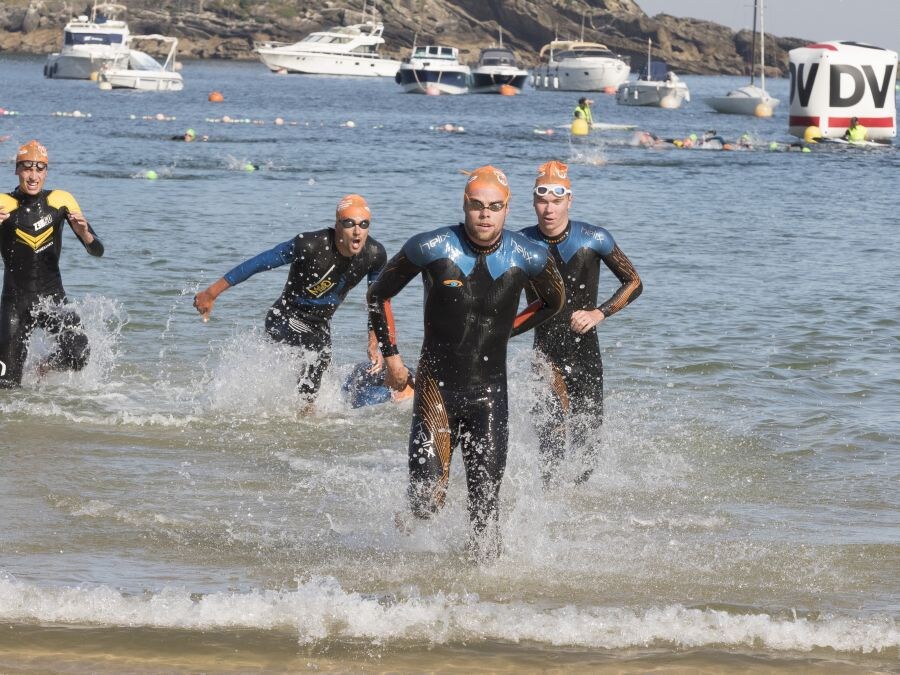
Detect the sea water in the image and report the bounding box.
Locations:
[0,55,897,672]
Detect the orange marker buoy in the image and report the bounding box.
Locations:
[498,84,517,96]
[208,91,224,103]
[603,85,617,95]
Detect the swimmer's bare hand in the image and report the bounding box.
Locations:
[67,212,94,244]
[384,355,410,391]
[570,308,605,334]
[0,208,8,224]
[367,332,384,373]
[193,290,216,322]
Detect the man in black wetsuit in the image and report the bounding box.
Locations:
[0,140,105,389]
[520,160,642,485]
[193,194,390,403]
[367,166,566,559]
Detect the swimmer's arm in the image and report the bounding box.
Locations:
[367,250,420,389]
[511,256,566,337]
[67,212,104,256]
[597,245,642,318]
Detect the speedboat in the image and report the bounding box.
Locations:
[532,40,629,91]
[705,0,779,115]
[254,21,400,78]
[469,46,528,94]
[44,2,131,80]
[616,41,689,108]
[97,35,183,91]
[395,45,470,95]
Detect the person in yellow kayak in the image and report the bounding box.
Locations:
[573,97,594,127]
[843,117,867,142]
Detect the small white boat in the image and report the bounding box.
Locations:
[532,40,630,92]
[705,0,779,115]
[44,2,131,80]
[254,21,400,78]
[395,45,470,95]
[98,35,183,91]
[616,40,689,108]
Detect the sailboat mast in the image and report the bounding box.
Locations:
[749,0,758,85]
[760,0,766,92]
[647,38,652,79]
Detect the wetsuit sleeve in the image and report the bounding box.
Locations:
[598,244,642,317]
[366,248,422,357]
[79,223,104,257]
[223,238,297,286]
[511,256,565,337]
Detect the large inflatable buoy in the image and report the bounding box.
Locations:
[571,117,589,136]
[788,41,897,141]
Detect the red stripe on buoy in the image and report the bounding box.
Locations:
[805,43,838,50]
[828,116,895,128]
[790,116,820,126]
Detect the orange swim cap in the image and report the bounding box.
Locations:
[17,140,49,165]
[463,165,510,200]
[534,160,570,190]
[336,194,371,222]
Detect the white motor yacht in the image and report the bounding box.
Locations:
[470,46,529,94]
[44,2,131,80]
[532,40,629,91]
[395,45,470,95]
[97,35,183,91]
[616,40,690,108]
[255,22,400,77]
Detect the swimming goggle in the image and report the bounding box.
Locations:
[533,185,571,197]
[17,160,48,172]
[466,199,507,212]
[339,218,370,229]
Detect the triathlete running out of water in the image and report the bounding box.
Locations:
[367,166,566,560]
[193,194,389,403]
[520,160,642,485]
[0,140,104,389]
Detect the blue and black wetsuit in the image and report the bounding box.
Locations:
[367,224,565,551]
[223,228,386,400]
[0,188,103,388]
[520,220,642,483]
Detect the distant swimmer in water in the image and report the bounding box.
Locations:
[171,128,207,142]
[343,361,415,408]
[520,161,642,485]
[367,165,565,560]
[0,140,105,388]
[193,194,389,404]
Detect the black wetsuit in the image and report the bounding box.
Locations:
[0,188,103,388]
[223,228,386,400]
[520,220,642,483]
[367,224,565,553]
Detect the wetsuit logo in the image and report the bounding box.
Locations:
[15,227,54,251]
[32,214,53,231]
[511,240,536,263]
[420,232,450,252]
[307,278,335,297]
[442,279,463,288]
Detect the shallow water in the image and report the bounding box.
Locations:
[0,55,898,671]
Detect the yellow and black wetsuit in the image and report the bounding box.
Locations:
[367,224,565,554]
[222,228,386,401]
[520,221,642,484]
[0,188,104,388]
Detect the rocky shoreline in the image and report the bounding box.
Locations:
[1,0,810,75]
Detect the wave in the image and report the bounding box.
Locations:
[0,575,895,653]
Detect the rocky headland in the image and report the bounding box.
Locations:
[0,0,810,75]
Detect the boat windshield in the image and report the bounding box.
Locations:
[65,31,124,45]
[128,50,163,71]
[302,34,353,44]
[480,49,515,66]
[413,46,457,59]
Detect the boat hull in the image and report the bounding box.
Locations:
[256,49,400,77]
[45,52,121,79]
[396,65,469,94]
[704,86,779,115]
[532,58,629,91]
[99,70,183,91]
[616,81,690,107]
[469,69,528,94]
